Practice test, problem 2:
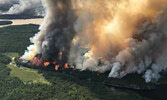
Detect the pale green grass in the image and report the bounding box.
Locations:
[4,52,19,59]
[5,52,50,85]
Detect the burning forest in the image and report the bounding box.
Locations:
[21,0,167,83]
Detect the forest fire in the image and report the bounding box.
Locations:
[28,58,75,72]
[55,65,59,71]
[64,63,69,69]
[44,62,50,67]
[31,59,42,66]
[21,0,167,83]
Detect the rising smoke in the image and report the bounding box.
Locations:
[0,0,44,16]
[22,0,167,83]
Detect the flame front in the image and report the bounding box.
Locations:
[30,59,75,71]
[44,62,50,67]
[64,63,69,69]
[55,65,59,70]
[31,59,42,66]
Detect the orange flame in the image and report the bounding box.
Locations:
[55,65,59,70]
[72,66,75,71]
[53,61,56,65]
[31,59,42,66]
[64,63,69,69]
[44,62,50,67]
[121,70,125,74]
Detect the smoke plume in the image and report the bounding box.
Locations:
[22,0,167,83]
[0,0,44,16]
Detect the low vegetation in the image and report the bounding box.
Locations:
[0,24,39,54]
[0,14,43,19]
[5,52,50,84]
[0,21,12,26]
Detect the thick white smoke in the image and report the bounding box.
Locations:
[22,0,167,83]
[0,0,17,4]
[0,0,44,16]
[107,11,167,82]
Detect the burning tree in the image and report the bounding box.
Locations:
[21,0,167,83]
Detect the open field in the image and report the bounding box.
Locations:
[5,52,50,84]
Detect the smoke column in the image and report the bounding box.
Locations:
[22,0,76,64]
[22,0,167,83]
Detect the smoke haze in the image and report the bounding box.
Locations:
[0,0,44,16]
[22,0,167,83]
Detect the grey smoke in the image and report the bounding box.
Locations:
[108,9,167,82]
[22,0,167,83]
[0,0,44,16]
[23,0,76,64]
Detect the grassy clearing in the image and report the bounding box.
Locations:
[7,64,50,84]
[5,52,50,85]
[4,52,19,59]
